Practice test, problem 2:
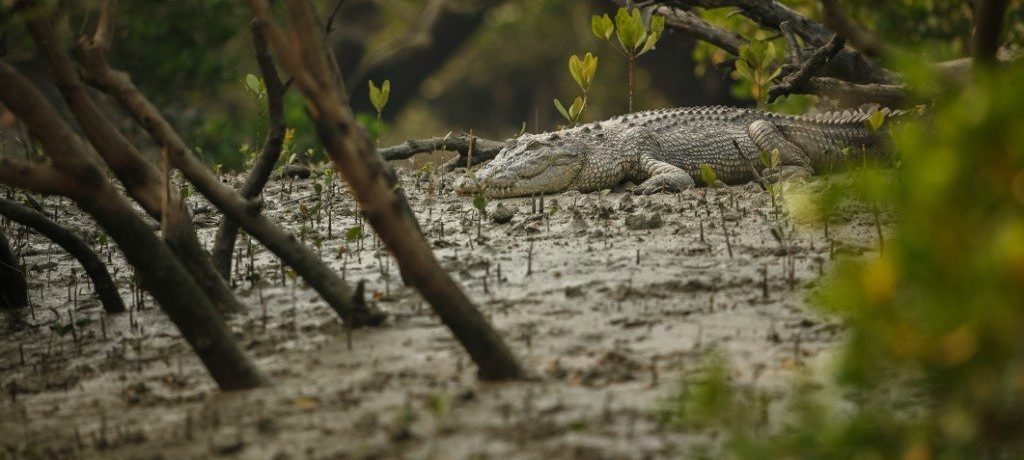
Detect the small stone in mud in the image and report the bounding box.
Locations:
[624,212,664,230]
[275,164,311,180]
[617,194,636,212]
[491,203,516,224]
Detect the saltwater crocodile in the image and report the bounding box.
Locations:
[454,106,898,198]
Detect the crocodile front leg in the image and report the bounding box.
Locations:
[747,120,813,181]
[633,154,696,194]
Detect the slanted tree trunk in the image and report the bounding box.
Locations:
[0,59,270,390]
[0,228,27,309]
[0,197,126,313]
[73,1,385,328]
[21,8,245,316]
[252,0,526,380]
[211,21,287,281]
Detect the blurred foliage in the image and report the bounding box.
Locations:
[660,57,1024,458]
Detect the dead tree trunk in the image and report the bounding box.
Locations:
[0,228,27,309]
[0,59,270,390]
[211,21,287,281]
[252,0,526,380]
[0,197,126,313]
[21,9,245,316]
[73,1,384,328]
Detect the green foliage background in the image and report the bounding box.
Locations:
[658,58,1024,460]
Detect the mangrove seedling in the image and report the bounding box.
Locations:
[554,52,598,126]
[368,79,391,146]
[591,8,664,113]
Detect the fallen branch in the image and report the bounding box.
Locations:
[0,197,126,314]
[379,134,506,169]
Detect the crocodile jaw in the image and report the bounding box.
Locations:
[456,162,582,198]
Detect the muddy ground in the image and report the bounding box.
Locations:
[0,165,885,459]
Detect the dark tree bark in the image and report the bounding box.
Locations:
[0,197,126,313]
[340,0,503,119]
[211,21,288,281]
[0,59,269,390]
[20,6,245,315]
[972,0,1010,64]
[73,2,384,329]
[0,227,28,309]
[252,0,526,381]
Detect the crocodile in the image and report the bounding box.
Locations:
[454,106,899,198]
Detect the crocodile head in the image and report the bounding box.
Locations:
[455,134,587,198]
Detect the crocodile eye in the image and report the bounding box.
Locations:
[523,140,542,151]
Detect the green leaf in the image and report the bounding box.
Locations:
[770,148,781,168]
[553,98,571,122]
[699,164,718,186]
[591,14,613,41]
[759,150,772,168]
[650,14,665,38]
[639,32,659,56]
[866,110,887,132]
[569,54,585,90]
[583,53,598,88]
[369,79,390,113]
[473,194,488,214]
[630,9,646,49]
[245,73,261,94]
[734,59,754,81]
[345,226,363,242]
[569,96,585,122]
[616,8,644,52]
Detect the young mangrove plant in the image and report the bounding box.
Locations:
[591,7,664,113]
[733,39,783,108]
[554,52,598,126]
[368,79,391,146]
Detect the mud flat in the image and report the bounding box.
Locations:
[0,169,885,458]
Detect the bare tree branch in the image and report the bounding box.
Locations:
[768,33,846,102]
[252,0,527,381]
[819,0,887,58]
[75,0,385,328]
[23,2,246,315]
[379,133,505,164]
[0,196,126,314]
[211,19,288,281]
[655,4,746,56]
[0,155,70,196]
[804,77,906,107]
[0,58,270,390]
